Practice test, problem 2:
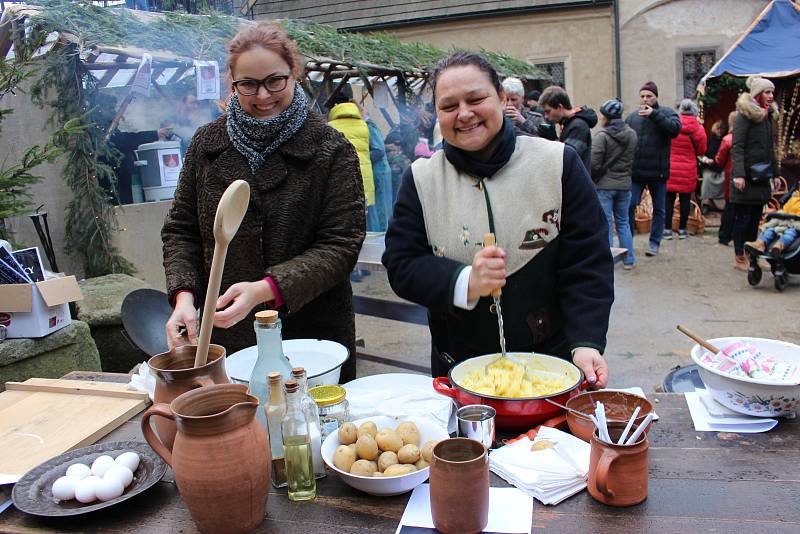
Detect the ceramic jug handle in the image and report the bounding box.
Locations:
[141,403,175,466]
[595,449,618,498]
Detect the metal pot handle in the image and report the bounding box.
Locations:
[432,377,457,399]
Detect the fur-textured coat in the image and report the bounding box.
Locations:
[731,92,778,206]
[162,113,366,381]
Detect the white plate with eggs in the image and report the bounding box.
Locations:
[11,441,167,517]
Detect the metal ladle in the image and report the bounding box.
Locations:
[194,180,251,368]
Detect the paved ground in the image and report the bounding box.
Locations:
[352,227,800,392]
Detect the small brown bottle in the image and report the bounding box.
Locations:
[265,372,287,488]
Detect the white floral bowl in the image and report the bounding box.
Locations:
[690,337,800,417]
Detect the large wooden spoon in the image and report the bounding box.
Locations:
[194,180,251,368]
[676,324,721,354]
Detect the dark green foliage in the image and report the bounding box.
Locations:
[699,74,748,109]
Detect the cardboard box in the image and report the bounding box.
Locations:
[0,276,83,338]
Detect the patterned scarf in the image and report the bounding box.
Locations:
[226,83,309,174]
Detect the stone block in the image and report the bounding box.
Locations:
[0,321,101,391]
[76,274,151,373]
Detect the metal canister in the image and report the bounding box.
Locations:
[456,405,496,449]
[309,385,349,441]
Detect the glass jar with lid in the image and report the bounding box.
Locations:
[309,385,349,441]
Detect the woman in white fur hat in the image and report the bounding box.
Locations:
[730,75,782,271]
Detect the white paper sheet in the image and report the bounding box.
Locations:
[684,391,778,433]
[395,484,532,534]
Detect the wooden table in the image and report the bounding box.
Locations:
[2,372,799,533]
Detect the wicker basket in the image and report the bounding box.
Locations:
[671,199,706,235]
[634,189,653,234]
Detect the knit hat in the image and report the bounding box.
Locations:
[526,90,541,101]
[640,81,658,97]
[746,76,775,98]
[599,98,623,119]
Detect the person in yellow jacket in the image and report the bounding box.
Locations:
[327,85,375,206]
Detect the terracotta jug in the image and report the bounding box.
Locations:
[142,383,270,534]
[147,344,229,449]
[588,423,649,507]
[429,438,489,534]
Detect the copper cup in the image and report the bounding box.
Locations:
[588,422,649,507]
[429,438,489,534]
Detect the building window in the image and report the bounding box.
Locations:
[682,50,716,99]
[534,62,566,88]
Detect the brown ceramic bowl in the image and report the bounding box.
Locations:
[566,390,653,442]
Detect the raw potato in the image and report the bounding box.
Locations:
[378,451,399,472]
[397,444,421,464]
[375,429,403,453]
[421,440,438,463]
[347,443,357,455]
[355,434,379,461]
[338,423,358,445]
[415,458,430,470]
[383,464,417,477]
[333,445,357,472]
[396,422,421,446]
[350,459,378,476]
[357,421,378,439]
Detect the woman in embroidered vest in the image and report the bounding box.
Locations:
[162,23,366,381]
[382,52,614,387]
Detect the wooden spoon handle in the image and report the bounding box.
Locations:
[194,243,229,368]
[676,324,720,354]
[483,233,501,298]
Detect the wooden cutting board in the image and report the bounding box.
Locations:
[0,378,150,477]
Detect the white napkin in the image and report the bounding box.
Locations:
[489,426,590,505]
[345,380,455,433]
[685,390,777,433]
[127,361,156,401]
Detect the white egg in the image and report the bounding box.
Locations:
[115,452,140,473]
[91,455,115,477]
[94,477,124,502]
[51,476,78,501]
[65,463,91,480]
[74,476,101,504]
[104,465,134,488]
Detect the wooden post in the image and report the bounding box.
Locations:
[104,92,135,143]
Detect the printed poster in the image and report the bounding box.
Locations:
[157,148,182,185]
[130,53,153,97]
[194,60,220,101]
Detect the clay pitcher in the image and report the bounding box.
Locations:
[588,423,649,507]
[429,438,489,534]
[142,383,270,534]
[147,344,229,449]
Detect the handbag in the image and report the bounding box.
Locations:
[748,161,774,183]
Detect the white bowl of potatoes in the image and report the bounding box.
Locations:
[321,416,450,496]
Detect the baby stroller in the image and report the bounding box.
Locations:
[746,183,800,292]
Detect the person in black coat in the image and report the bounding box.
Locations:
[624,81,681,257]
[539,85,598,172]
[382,52,613,387]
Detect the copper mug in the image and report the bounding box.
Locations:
[429,438,489,534]
[147,344,229,450]
[588,422,649,507]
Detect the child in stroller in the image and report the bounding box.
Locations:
[744,183,800,292]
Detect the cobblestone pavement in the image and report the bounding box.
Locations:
[352,231,800,392]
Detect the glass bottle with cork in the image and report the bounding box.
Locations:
[250,310,292,430]
[282,379,316,501]
[265,371,287,488]
[291,367,325,479]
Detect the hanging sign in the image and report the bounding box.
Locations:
[130,53,153,97]
[194,60,220,100]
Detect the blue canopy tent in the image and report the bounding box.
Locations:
[699,0,800,88]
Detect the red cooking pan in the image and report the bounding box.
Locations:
[433,352,588,431]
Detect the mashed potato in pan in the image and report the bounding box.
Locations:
[459,358,570,398]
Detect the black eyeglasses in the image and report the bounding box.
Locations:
[232,75,290,96]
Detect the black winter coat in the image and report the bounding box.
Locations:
[561,107,597,172]
[731,92,778,206]
[161,113,366,381]
[625,104,681,183]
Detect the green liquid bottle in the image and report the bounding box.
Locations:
[282,380,317,501]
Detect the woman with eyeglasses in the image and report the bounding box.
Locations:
[162,23,366,381]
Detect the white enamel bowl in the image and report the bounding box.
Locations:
[690,337,800,417]
[226,339,348,387]
[321,416,450,496]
